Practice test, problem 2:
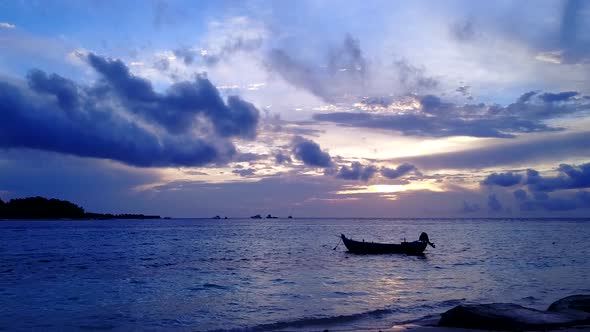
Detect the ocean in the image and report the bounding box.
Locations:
[1,218,589,331]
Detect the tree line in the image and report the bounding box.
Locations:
[0,196,160,220]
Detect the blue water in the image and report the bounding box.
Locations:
[1,218,589,331]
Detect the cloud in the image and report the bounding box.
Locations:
[265,34,437,103]
[0,22,15,29]
[381,163,420,179]
[388,131,590,171]
[173,47,196,65]
[87,53,260,138]
[518,191,590,211]
[558,0,590,64]
[27,69,81,111]
[315,91,590,139]
[482,172,522,187]
[232,168,256,177]
[513,189,528,201]
[202,36,263,66]
[450,20,476,41]
[0,54,261,167]
[456,85,471,98]
[266,49,327,100]
[499,162,590,212]
[335,162,377,181]
[462,201,480,213]
[291,137,332,167]
[393,59,439,92]
[266,34,367,102]
[452,1,590,65]
[525,162,590,192]
[539,91,578,103]
[275,152,292,164]
[0,150,160,214]
[487,194,502,212]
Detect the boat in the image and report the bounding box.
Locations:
[340,232,435,255]
[250,214,262,219]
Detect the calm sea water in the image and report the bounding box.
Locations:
[1,218,589,331]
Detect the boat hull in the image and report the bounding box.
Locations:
[340,234,428,255]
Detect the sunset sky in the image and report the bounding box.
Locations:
[1,0,589,217]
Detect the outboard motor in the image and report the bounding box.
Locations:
[419,232,436,248]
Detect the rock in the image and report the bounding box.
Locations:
[548,295,590,314]
[547,295,590,324]
[438,302,586,330]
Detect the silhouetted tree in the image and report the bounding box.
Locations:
[1,196,85,219]
[0,196,159,220]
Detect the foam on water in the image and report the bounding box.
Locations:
[1,218,589,331]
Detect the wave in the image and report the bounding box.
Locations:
[207,298,468,332]
[208,307,398,332]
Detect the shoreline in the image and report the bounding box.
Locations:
[258,295,590,332]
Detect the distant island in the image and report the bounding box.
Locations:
[0,196,160,220]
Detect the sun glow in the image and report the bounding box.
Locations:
[336,181,445,195]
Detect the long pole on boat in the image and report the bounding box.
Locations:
[333,237,342,250]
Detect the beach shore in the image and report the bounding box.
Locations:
[282,295,590,332]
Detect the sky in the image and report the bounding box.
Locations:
[1,0,590,217]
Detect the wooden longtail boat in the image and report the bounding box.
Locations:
[340,232,435,255]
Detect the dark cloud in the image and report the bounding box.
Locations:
[0,53,260,167]
[275,152,292,165]
[267,49,327,99]
[381,163,420,179]
[335,162,377,182]
[533,191,549,201]
[314,91,589,139]
[232,168,255,177]
[462,201,480,213]
[173,47,196,65]
[393,59,439,92]
[87,53,157,102]
[513,189,528,201]
[487,194,502,212]
[517,91,537,103]
[456,85,471,98]
[328,34,366,78]
[482,172,522,187]
[518,192,589,211]
[291,137,332,167]
[87,53,260,138]
[27,69,80,111]
[525,162,590,192]
[539,91,578,103]
[505,162,590,212]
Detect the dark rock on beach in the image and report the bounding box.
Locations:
[438,295,590,331]
[548,294,590,316]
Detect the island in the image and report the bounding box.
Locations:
[0,196,160,220]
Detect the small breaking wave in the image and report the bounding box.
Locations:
[208,307,398,332]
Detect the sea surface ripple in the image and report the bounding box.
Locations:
[1,218,589,331]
